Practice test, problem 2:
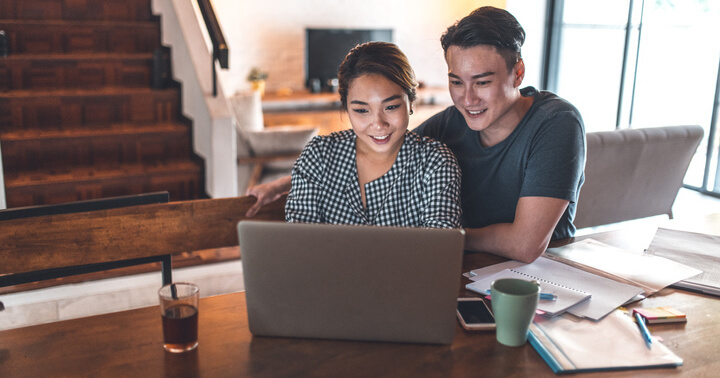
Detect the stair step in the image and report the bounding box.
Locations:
[0,87,181,130]
[4,161,204,208]
[0,0,153,22]
[2,20,159,54]
[0,0,207,208]
[1,123,192,172]
[0,53,154,90]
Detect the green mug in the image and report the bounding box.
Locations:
[491,278,540,347]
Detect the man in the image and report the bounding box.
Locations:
[246,6,585,263]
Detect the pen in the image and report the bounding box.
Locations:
[539,293,557,301]
[635,312,653,349]
[481,290,557,301]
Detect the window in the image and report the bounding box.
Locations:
[545,0,720,196]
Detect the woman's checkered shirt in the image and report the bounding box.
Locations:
[286,129,462,228]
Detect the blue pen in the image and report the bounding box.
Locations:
[635,312,653,349]
[482,290,557,301]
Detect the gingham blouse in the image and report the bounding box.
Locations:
[285,129,462,228]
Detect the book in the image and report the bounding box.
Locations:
[528,310,683,373]
[465,268,591,317]
[632,307,687,324]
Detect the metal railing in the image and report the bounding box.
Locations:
[196,0,229,97]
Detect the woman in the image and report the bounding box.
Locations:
[285,42,461,228]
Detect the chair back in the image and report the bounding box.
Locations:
[575,125,704,229]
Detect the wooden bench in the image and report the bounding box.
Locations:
[0,195,286,294]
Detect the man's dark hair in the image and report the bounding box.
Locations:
[441,6,526,72]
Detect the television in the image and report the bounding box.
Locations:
[305,28,393,92]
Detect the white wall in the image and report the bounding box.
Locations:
[210,0,502,96]
[506,0,548,89]
[153,0,238,199]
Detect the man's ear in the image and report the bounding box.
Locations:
[514,59,525,88]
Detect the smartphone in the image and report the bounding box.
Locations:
[456,298,496,330]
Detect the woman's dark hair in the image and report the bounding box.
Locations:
[337,41,417,110]
[441,6,526,72]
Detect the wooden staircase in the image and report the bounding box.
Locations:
[0,0,206,208]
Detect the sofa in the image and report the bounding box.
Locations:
[574,125,704,229]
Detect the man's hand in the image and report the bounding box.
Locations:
[244,176,292,217]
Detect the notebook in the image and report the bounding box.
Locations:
[465,268,591,317]
[466,257,644,321]
[237,221,466,345]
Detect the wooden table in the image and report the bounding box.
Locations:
[1,226,719,377]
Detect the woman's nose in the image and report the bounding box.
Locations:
[371,112,389,128]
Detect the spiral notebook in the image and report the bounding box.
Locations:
[466,257,645,320]
[466,269,591,317]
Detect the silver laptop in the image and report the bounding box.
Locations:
[237,221,465,345]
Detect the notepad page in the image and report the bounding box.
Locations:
[465,269,591,317]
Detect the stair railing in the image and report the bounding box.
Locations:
[196,0,229,97]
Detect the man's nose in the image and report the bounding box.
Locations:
[462,87,479,106]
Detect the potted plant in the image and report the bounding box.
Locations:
[247,67,268,96]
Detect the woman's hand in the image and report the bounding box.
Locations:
[244,176,291,217]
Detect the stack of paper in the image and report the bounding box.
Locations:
[645,228,720,296]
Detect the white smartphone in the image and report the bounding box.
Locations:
[456,298,496,330]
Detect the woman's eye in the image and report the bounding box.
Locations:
[386,104,399,111]
[352,108,368,114]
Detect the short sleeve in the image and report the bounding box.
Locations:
[521,111,585,202]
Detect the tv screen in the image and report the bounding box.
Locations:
[305,28,393,92]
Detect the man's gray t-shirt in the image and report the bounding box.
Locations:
[413,87,585,240]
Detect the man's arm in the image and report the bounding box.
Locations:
[463,196,569,263]
[245,175,291,217]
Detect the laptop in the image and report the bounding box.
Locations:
[237,221,465,345]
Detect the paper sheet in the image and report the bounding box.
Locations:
[545,239,702,295]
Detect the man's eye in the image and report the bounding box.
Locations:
[449,80,462,86]
[386,105,399,111]
[477,80,490,86]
